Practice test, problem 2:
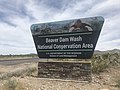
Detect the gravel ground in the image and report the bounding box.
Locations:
[0,63,119,90]
[0,76,117,90]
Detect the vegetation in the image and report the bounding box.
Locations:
[0,67,37,80]
[114,76,120,88]
[3,78,25,90]
[0,54,38,60]
[92,59,109,74]
[56,52,120,74]
[92,53,120,74]
[3,79,18,90]
[0,51,119,90]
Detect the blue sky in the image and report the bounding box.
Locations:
[0,0,120,54]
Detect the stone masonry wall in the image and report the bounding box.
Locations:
[38,61,91,81]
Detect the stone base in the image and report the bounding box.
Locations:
[38,61,91,81]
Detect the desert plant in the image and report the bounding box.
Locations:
[92,59,109,74]
[25,67,37,76]
[3,79,18,90]
[3,78,25,90]
[0,67,37,80]
[91,52,120,74]
[114,76,120,88]
[101,53,110,60]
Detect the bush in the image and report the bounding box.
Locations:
[0,67,37,80]
[3,78,25,90]
[25,67,37,76]
[92,59,109,74]
[115,77,120,88]
[91,53,120,74]
[3,79,18,90]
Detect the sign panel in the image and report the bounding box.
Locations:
[31,16,104,58]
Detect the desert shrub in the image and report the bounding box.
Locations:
[115,76,120,88]
[3,78,25,90]
[3,79,17,90]
[92,59,109,74]
[0,67,37,80]
[102,53,110,60]
[92,52,120,74]
[25,67,37,76]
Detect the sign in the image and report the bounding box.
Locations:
[31,16,104,58]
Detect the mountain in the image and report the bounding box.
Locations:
[94,49,120,54]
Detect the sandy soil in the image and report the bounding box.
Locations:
[0,63,120,90]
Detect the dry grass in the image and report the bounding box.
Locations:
[0,54,38,60]
[0,63,37,80]
[0,52,119,90]
[91,53,120,74]
[2,78,26,90]
[115,76,120,88]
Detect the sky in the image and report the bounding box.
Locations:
[0,0,120,55]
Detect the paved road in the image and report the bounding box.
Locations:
[0,58,42,65]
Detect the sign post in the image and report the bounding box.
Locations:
[30,16,104,81]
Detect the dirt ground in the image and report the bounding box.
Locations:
[0,63,120,90]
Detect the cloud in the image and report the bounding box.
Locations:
[0,0,120,54]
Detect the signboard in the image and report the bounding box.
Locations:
[31,16,104,58]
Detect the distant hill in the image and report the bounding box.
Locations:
[94,49,120,54]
